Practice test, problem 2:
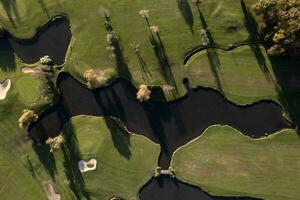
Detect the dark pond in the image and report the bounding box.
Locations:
[139,176,261,200]
[29,72,291,168]
[0,17,71,65]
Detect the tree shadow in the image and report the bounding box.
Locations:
[149,33,179,98]
[104,118,132,160]
[113,38,132,81]
[26,155,37,178]
[172,103,187,137]
[32,142,57,180]
[102,15,132,81]
[37,0,50,18]
[62,123,90,199]
[197,11,223,94]
[195,4,214,45]
[177,0,194,34]
[240,0,260,43]
[135,51,152,81]
[270,57,300,135]
[207,48,223,92]
[240,0,277,86]
[195,6,223,92]
[0,50,17,72]
[143,103,169,167]
[0,0,20,27]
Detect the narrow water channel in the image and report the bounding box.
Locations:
[0,17,71,65]
[139,176,261,200]
[29,72,291,168]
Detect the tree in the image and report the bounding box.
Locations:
[130,41,140,53]
[150,25,159,34]
[84,69,110,89]
[18,109,38,128]
[45,134,65,152]
[139,9,151,27]
[191,0,202,6]
[139,9,149,19]
[252,0,300,56]
[40,55,52,65]
[136,84,151,102]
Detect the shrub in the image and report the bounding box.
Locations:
[40,55,52,65]
[18,109,38,128]
[139,9,150,18]
[136,84,151,102]
[154,166,162,178]
[45,134,65,152]
[168,166,176,178]
[84,69,110,89]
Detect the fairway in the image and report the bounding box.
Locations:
[16,76,42,105]
[172,126,300,200]
[60,116,160,199]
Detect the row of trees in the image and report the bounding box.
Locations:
[252,0,300,56]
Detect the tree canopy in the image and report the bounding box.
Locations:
[252,0,300,56]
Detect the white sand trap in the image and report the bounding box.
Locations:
[0,79,11,100]
[21,67,38,74]
[42,182,60,200]
[78,159,97,173]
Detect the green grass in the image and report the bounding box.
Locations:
[0,115,160,199]
[16,76,43,105]
[0,0,299,199]
[171,125,300,200]
[185,45,280,105]
[0,0,258,101]
[60,116,160,199]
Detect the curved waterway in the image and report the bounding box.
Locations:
[0,17,71,65]
[139,176,261,200]
[29,72,291,168]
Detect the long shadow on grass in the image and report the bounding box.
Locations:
[32,143,57,180]
[270,57,300,136]
[113,37,132,81]
[0,50,16,71]
[62,123,90,199]
[0,0,20,27]
[102,15,132,81]
[241,0,278,86]
[195,7,224,92]
[105,118,132,159]
[37,0,50,18]
[177,0,194,34]
[135,51,152,81]
[149,33,179,98]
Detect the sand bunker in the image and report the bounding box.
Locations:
[0,79,11,100]
[42,182,60,200]
[78,159,97,173]
[21,67,38,74]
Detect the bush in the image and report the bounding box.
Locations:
[84,69,110,89]
[168,166,176,178]
[18,109,38,128]
[40,55,52,65]
[136,84,151,102]
[154,166,162,178]
[45,134,65,152]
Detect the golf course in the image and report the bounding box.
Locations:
[0,0,299,199]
